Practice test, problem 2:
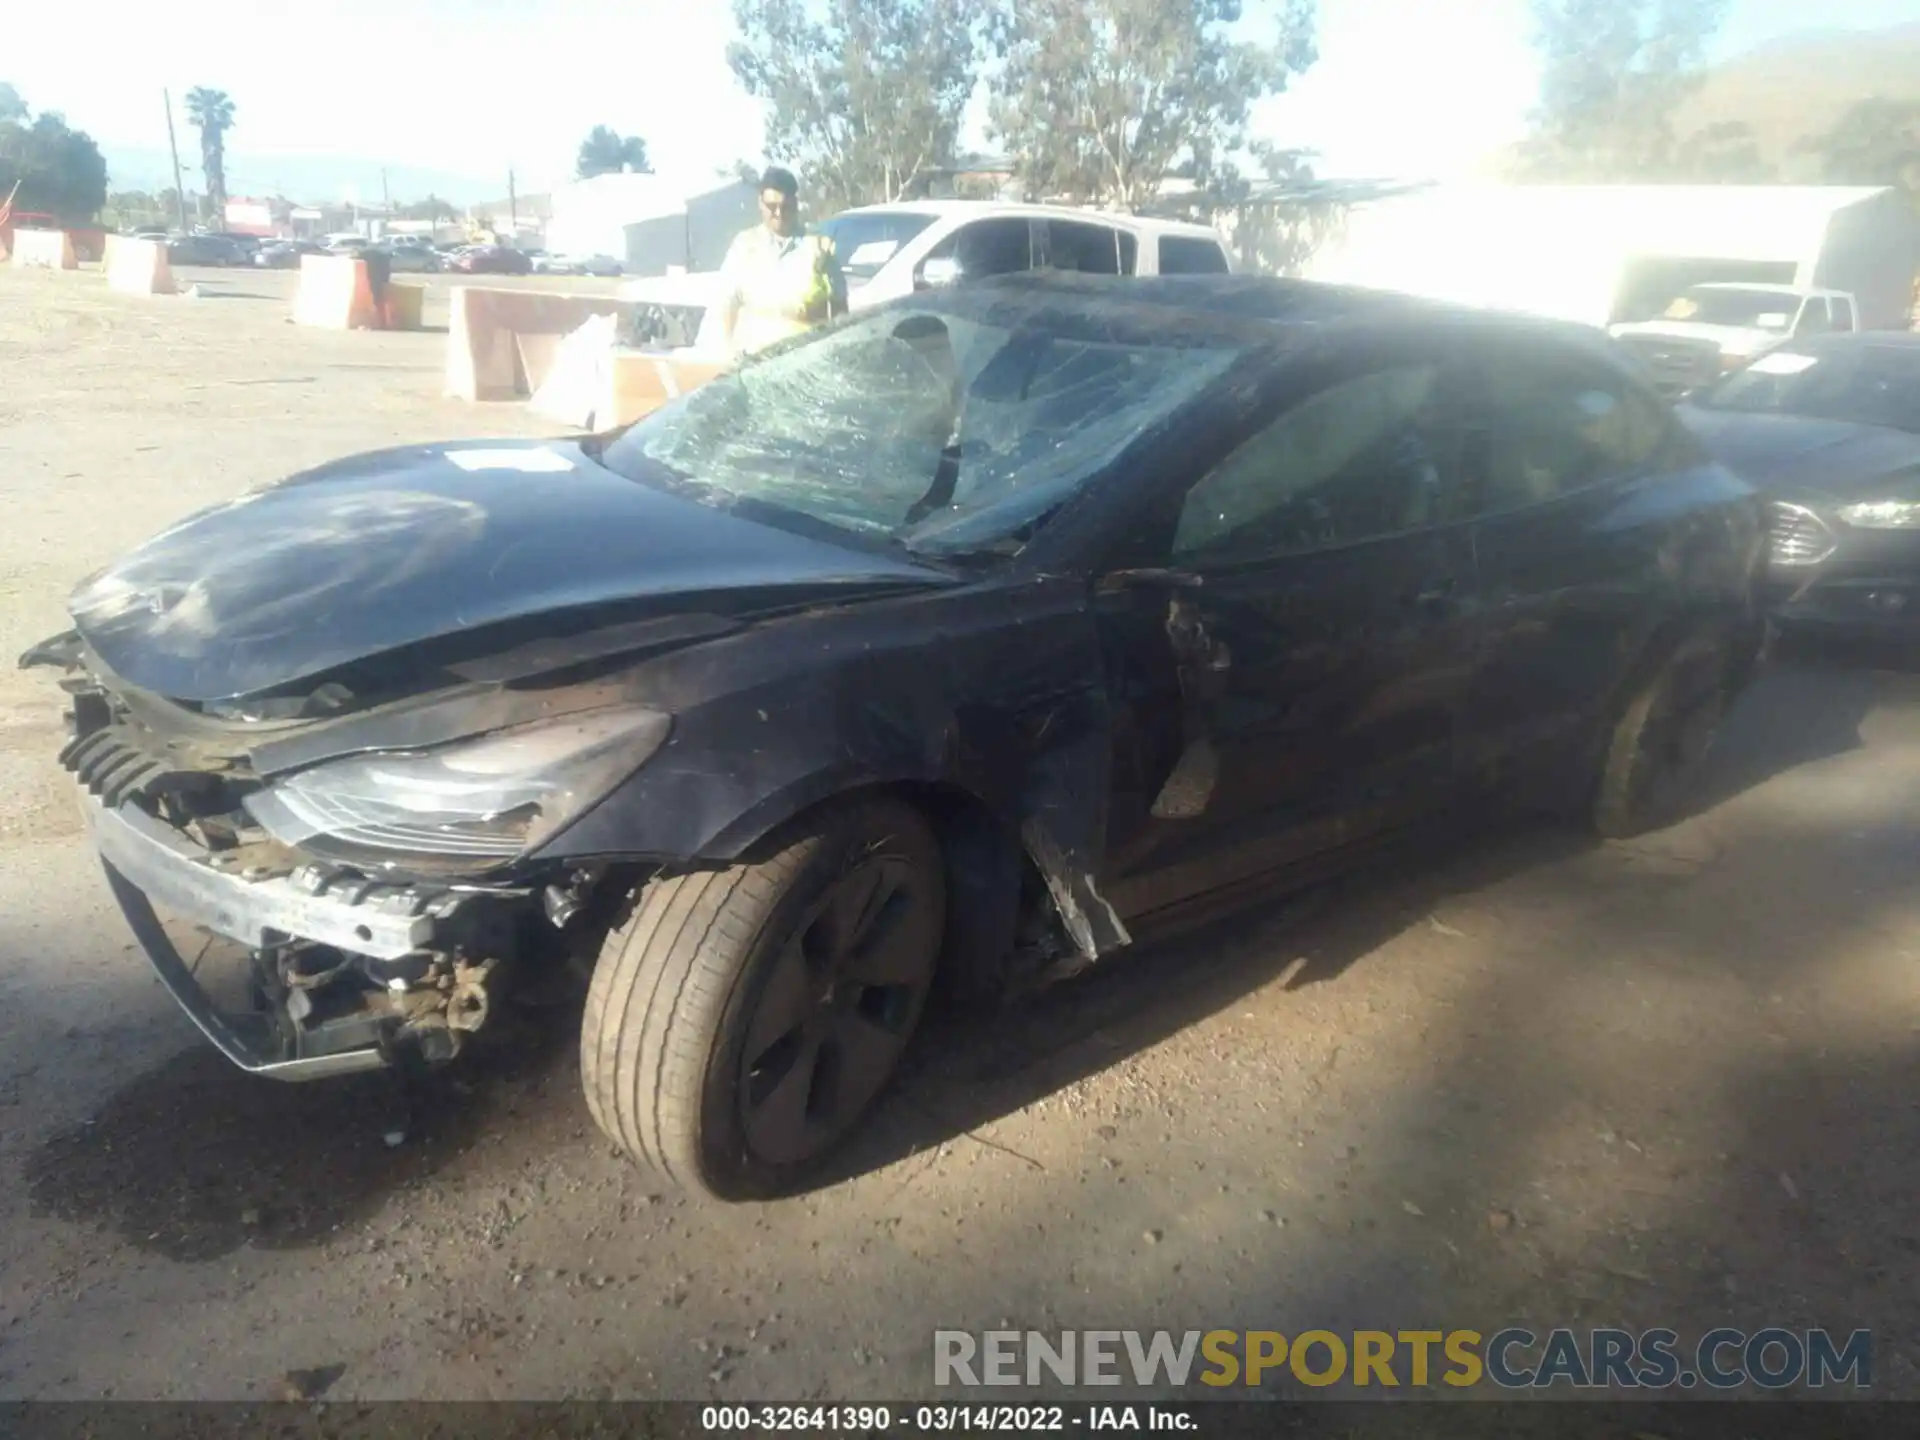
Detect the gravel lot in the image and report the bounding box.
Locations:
[1,261,1916,1405]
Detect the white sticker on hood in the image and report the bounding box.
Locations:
[446,447,576,473]
[1746,351,1820,376]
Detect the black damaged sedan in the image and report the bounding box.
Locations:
[23,275,1767,1200]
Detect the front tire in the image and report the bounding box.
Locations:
[581,797,945,1201]
[1591,629,1735,839]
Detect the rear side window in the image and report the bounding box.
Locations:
[1045,221,1137,276]
[1159,236,1230,275]
[1474,356,1670,514]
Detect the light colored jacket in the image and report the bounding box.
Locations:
[721,225,842,356]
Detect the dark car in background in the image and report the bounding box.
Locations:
[447,243,533,276]
[1678,332,1920,636]
[379,236,444,273]
[165,233,249,267]
[253,238,328,269]
[21,275,1765,1202]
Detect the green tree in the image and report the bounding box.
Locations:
[1798,97,1920,191]
[576,126,652,179]
[0,111,109,219]
[984,0,1315,210]
[1516,0,1728,180]
[730,0,983,214]
[0,83,26,124]
[184,88,236,217]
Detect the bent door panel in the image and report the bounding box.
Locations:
[1097,347,1481,919]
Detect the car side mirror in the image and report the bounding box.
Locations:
[917,256,963,290]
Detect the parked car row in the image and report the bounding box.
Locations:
[129,225,628,280]
[142,229,457,272]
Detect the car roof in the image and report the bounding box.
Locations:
[828,200,1225,242]
[901,272,1622,356]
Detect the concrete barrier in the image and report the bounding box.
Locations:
[10,228,79,270]
[104,235,178,295]
[293,254,379,329]
[530,326,726,432]
[445,285,642,402]
[379,282,425,332]
[603,349,726,427]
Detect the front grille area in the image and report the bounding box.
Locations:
[1616,334,1722,396]
[1768,501,1837,567]
[61,724,185,806]
[59,720,244,813]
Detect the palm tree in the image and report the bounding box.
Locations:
[184,88,236,218]
[576,126,651,179]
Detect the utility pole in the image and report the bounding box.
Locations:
[508,169,518,233]
[162,88,188,231]
[381,167,390,211]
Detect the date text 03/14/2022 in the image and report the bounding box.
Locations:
[700,1405,1192,1431]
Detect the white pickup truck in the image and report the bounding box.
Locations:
[616,201,1236,356]
[1609,282,1865,396]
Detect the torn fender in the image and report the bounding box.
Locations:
[535,580,1134,962]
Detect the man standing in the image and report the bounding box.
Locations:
[717,167,847,359]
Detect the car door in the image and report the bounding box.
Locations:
[1095,337,1483,921]
[1454,337,1686,776]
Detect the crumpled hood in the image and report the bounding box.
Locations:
[71,440,950,703]
[1676,406,1920,499]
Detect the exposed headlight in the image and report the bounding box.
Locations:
[1837,499,1920,530]
[244,708,670,865]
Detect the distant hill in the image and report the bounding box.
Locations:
[1675,22,1920,175]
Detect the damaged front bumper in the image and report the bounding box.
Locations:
[82,790,506,1081]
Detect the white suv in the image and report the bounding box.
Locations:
[816,201,1234,303]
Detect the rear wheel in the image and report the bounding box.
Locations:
[1591,630,1735,839]
[581,797,945,1201]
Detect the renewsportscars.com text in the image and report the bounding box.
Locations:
[933,1327,1872,1390]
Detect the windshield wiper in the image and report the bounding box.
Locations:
[902,440,963,528]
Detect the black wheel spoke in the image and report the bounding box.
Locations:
[743,937,813,1065]
[829,1009,908,1103]
[743,1030,825,1163]
[821,858,896,962]
[839,890,925,988]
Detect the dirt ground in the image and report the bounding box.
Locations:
[0,262,1916,1405]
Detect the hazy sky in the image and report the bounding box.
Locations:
[7,0,1916,200]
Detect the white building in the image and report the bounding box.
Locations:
[544,173,759,276]
[1297,184,1920,331]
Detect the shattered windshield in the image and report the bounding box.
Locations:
[596,306,1243,558]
